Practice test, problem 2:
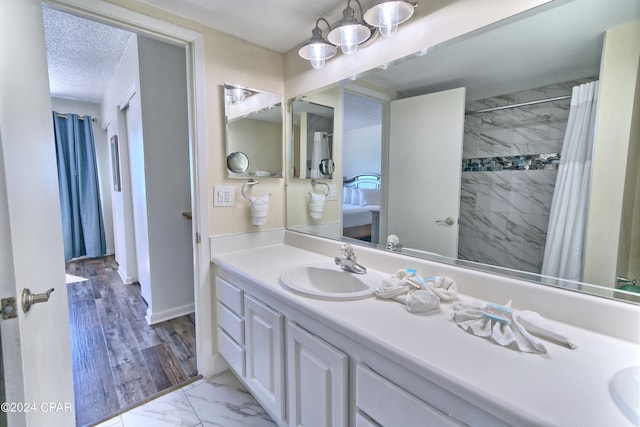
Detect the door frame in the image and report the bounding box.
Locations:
[45,0,215,376]
[342,83,395,243]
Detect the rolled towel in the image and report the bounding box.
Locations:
[451,300,576,354]
[376,269,458,313]
[309,192,326,221]
[250,194,270,226]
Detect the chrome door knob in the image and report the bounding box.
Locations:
[435,217,455,226]
[21,287,55,313]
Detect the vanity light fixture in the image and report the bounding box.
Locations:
[327,0,371,55]
[298,0,418,69]
[363,0,418,38]
[298,18,337,70]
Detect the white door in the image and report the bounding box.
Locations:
[387,88,466,258]
[0,0,75,425]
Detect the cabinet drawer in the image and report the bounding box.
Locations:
[216,302,244,344]
[217,327,246,377]
[356,364,464,427]
[215,276,243,315]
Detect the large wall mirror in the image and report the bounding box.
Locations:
[224,83,283,178]
[286,0,640,304]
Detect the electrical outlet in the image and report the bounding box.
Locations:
[326,184,338,201]
[213,186,234,207]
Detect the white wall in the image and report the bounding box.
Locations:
[51,97,115,255]
[101,35,138,284]
[100,33,194,323]
[343,125,382,178]
[584,22,640,287]
[136,35,194,323]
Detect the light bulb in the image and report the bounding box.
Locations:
[232,87,246,103]
[310,44,326,69]
[340,25,359,55]
[379,2,399,37]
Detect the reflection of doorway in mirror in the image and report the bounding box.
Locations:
[342,92,383,243]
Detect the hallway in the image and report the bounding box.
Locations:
[66,256,198,426]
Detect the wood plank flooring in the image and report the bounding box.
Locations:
[66,256,197,427]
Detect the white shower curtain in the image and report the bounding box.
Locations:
[541,81,599,283]
[310,131,329,178]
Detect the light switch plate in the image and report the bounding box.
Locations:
[214,186,234,206]
[326,184,338,201]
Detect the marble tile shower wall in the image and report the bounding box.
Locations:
[458,79,593,274]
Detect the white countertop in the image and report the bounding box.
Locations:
[213,243,640,427]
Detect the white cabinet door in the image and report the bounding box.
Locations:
[287,321,348,427]
[244,294,285,421]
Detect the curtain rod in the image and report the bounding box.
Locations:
[55,113,97,123]
[465,95,572,115]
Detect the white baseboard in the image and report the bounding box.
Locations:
[117,267,134,285]
[146,302,195,325]
[210,353,230,377]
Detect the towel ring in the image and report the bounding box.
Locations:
[311,179,330,194]
[241,179,259,200]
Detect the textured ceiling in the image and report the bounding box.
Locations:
[43,6,132,103]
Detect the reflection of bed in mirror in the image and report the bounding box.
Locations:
[342,174,381,243]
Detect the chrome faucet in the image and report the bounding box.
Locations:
[335,243,367,274]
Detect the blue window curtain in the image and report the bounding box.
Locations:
[52,111,106,261]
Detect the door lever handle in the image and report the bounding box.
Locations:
[21,288,54,313]
[435,217,455,226]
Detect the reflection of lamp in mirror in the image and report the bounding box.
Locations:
[364,0,418,38]
[299,18,337,70]
[224,84,252,105]
[327,0,371,55]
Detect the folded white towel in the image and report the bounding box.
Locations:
[250,194,270,226]
[451,300,576,354]
[376,269,458,313]
[309,192,326,221]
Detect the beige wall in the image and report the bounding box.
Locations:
[583,22,640,287]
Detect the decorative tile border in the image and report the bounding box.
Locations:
[462,153,560,172]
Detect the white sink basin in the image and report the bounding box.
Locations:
[611,366,640,424]
[279,262,382,300]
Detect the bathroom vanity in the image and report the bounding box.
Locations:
[211,231,640,427]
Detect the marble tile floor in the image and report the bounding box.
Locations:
[93,371,276,427]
